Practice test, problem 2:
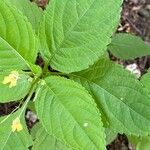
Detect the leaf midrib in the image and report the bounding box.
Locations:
[42,80,100,149]
[49,0,97,60]
[58,0,96,47]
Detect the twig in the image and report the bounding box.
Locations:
[123,16,142,35]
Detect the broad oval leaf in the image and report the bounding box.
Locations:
[0,0,38,70]
[6,0,43,32]
[0,109,32,150]
[31,123,70,150]
[69,57,150,135]
[0,70,32,103]
[109,33,150,60]
[35,76,106,150]
[39,0,122,73]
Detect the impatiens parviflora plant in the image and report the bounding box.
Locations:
[1,0,150,149]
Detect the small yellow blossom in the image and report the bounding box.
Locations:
[2,71,20,88]
[11,117,23,132]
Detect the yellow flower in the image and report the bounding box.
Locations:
[11,117,23,132]
[2,71,20,88]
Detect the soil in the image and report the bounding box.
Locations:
[0,0,150,149]
[107,134,132,150]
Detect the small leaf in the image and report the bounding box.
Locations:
[0,70,32,103]
[35,76,106,149]
[6,0,43,32]
[0,109,32,150]
[0,0,38,70]
[69,57,150,135]
[31,123,70,150]
[39,0,122,73]
[109,33,150,60]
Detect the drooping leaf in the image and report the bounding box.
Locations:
[5,0,43,32]
[0,70,32,103]
[69,57,150,135]
[31,123,70,150]
[0,0,38,70]
[0,109,32,150]
[39,0,122,73]
[35,76,106,150]
[109,33,150,60]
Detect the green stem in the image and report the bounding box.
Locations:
[42,59,51,77]
[45,71,68,77]
[19,77,39,117]
[42,64,48,76]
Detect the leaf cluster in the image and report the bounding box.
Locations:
[1,0,150,149]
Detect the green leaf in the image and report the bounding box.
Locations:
[31,123,70,150]
[0,37,28,70]
[0,109,32,150]
[39,0,122,73]
[69,57,150,135]
[128,135,150,150]
[29,64,42,77]
[5,0,43,32]
[141,70,150,95]
[0,70,32,103]
[0,0,38,70]
[35,76,106,150]
[27,101,36,113]
[109,33,150,60]
[105,129,117,145]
